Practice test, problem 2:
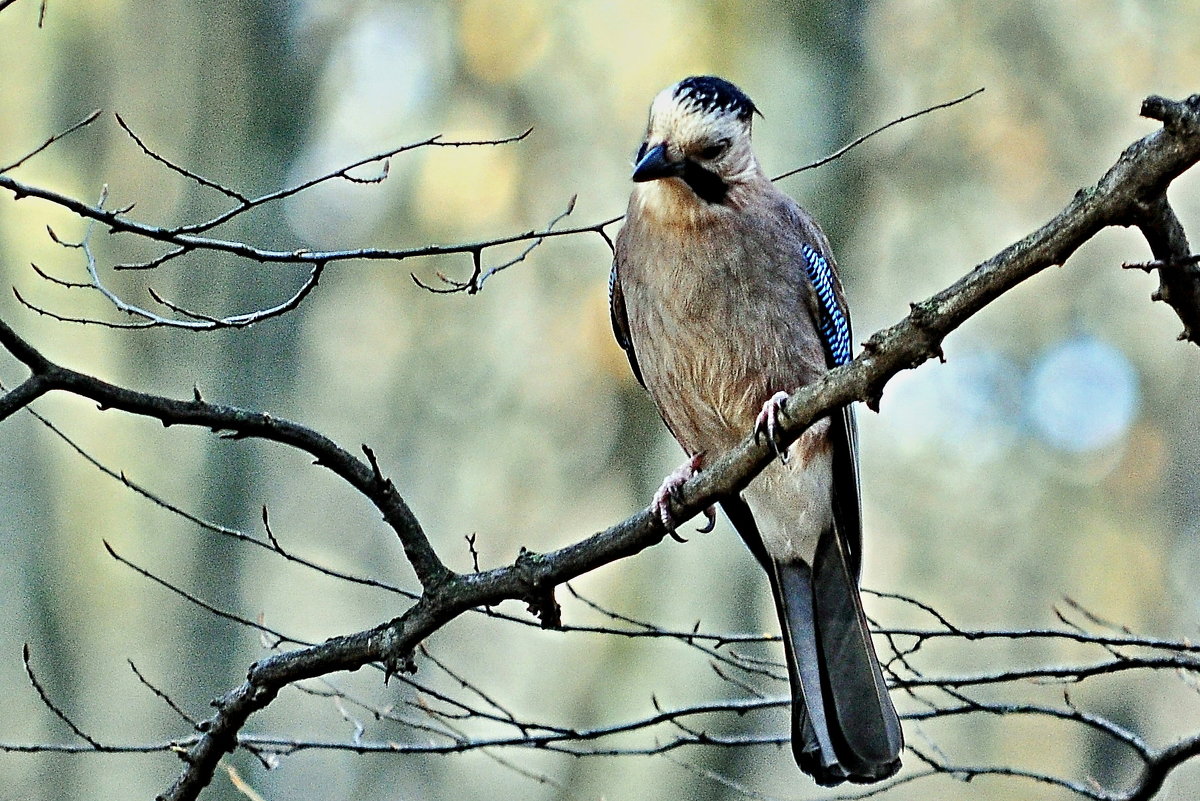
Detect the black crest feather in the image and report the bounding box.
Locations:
[673,76,757,121]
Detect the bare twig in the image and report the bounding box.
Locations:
[773,87,986,181]
[417,645,527,731]
[865,587,967,635]
[411,195,582,294]
[0,317,449,589]
[22,644,104,749]
[114,112,249,203]
[909,746,1109,800]
[11,396,416,597]
[0,109,100,173]
[128,660,200,729]
[102,540,306,648]
[40,186,332,329]
[174,128,535,237]
[28,260,89,288]
[13,284,157,328]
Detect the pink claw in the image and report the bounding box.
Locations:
[651,453,716,539]
[754,390,791,464]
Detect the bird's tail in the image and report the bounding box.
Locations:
[769,527,903,786]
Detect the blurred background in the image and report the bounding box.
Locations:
[1,1,1199,799]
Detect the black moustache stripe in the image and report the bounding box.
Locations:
[680,160,729,204]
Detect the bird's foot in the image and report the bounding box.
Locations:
[754,390,791,464]
[652,453,716,541]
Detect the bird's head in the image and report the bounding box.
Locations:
[631,76,761,205]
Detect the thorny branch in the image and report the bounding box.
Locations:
[0,92,1197,801]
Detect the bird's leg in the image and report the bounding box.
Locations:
[754,390,791,464]
[652,452,716,540]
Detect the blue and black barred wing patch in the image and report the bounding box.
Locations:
[801,243,852,367]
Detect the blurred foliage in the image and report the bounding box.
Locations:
[0,1,1198,800]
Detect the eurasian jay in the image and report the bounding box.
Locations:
[610,76,903,785]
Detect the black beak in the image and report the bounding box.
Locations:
[631,143,682,182]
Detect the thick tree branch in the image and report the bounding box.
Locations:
[1126,95,1200,341]
[660,93,1200,526]
[1,94,1198,801]
[155,93,1200,800]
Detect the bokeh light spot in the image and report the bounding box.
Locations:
[883,349,1022,463]
[1026,337,1140,452]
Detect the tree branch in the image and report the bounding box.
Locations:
[1131,733,1200,801]
[653,92,1200,536]
[0,109,101,173]
[0,171,599,268]
[0,318,449,590]
[1,94,1198,801]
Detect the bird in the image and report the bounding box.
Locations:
[610,76,903,786]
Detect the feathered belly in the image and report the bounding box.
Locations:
[649,350,762,454]
[640,311,836,562]
[635,298,785,455]
[621,224,827,457]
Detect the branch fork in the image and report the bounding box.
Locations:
[1,93,1198,801]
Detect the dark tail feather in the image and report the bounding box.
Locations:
[771,559,845,784]
[770,528,903,785]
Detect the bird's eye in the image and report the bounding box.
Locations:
[697,139,730,160]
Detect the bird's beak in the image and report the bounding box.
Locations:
[631,143,682,182]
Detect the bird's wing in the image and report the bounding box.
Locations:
[831,406,863,577]
[609,259,645,388]
[800,243,853,369]
[799,241,863,577]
